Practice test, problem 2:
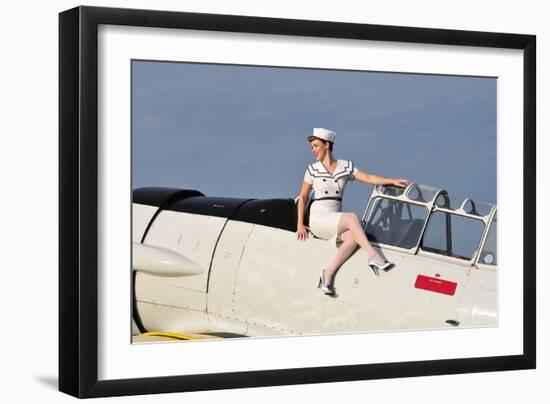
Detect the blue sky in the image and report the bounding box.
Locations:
[132,61,496,217]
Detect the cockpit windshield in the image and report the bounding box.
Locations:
[421,212,485,260]
[364,198,428,249]
[362,184,497,263]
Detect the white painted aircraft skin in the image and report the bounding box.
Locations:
[131,184,497,340]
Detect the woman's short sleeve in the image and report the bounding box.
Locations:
[350,161,359,181]
[303,166,314,184]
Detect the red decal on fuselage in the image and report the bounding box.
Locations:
[415,275,457,296]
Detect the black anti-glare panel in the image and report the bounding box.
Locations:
[232,198,297,232]
[167,195,252,219]
[133,187,204,207]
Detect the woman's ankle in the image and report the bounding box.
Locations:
[324,268,336,285]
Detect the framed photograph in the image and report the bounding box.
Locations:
[59,6,536,398]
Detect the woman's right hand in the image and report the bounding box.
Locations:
[296,223,309,241]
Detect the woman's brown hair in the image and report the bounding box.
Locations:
[307,136,334,152]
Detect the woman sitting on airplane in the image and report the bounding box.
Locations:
[296,127,410,296]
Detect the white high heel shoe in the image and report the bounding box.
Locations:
[368,258,394,276]
[318,269,335,296]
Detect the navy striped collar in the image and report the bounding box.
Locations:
[308,160,353,180]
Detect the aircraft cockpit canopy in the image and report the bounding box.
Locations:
[362,184,497,265]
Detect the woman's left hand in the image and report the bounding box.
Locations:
[392,178,410,188]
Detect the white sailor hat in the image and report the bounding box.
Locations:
[307,127,336,143]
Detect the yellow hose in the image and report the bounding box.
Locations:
[141,331,199,341]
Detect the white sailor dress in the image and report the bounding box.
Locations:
[303,160,359,243]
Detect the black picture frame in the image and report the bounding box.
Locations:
[59,5,536,399]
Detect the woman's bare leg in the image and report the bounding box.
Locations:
[336,212,385,264]
[324,230,357,286]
